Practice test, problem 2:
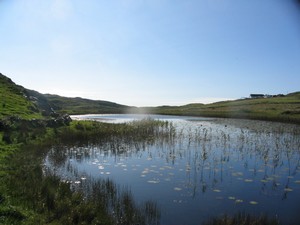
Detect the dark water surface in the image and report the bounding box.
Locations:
[45,114,300,225]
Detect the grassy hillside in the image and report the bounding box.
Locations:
[148,92,300,124]
[45,94,134,115]
[44,91,300,124]
[0,73,43,120]
[0,73,129,119]
[0,73,72,147]
[1,72,299,124]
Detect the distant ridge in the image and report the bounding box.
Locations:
[44,94,133,115]
[1,72,300,124]
[146,92,300,124]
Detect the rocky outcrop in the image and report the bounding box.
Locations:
[0,114,72,144]
[0,114,72,132]
[46,114,72,128]
[24,89,56,117]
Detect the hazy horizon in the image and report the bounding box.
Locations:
[44,91,235,107]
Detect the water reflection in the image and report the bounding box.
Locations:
[45,116,300,225]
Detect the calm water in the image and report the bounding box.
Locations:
[46,114,300,225]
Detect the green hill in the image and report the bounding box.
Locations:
[0,73,44,120]
[1,72,299,124]
[0,73,132,119]
[44,94,133,115]
[148,93,300,124]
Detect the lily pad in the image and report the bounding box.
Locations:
[148,180,160,184]
[235,199,243,203]
[244,179,253,182]
[174,187,182,191]
[249,201,258,205]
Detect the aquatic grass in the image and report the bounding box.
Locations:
[0,118,168,224]
[36,120,300,224]
[52,118,171,146]
[2,155,160,225]
[202,212,280,225]
[48,119,300,224]
[2,116,300,224]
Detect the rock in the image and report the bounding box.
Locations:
[46,114,72,128]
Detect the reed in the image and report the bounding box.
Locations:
[0,118,166,224]
[202,212,280,225]
[1,117,299,224]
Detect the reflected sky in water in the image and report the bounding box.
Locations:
[46,115,300,225]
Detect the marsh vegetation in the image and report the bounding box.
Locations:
[44,115,300,225]
[1,74,300,224]
[0,118,168,224]
[1,114,299,224]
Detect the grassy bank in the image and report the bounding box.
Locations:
[144,92,300,124]
[0,119,168,224]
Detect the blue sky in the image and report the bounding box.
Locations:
[1,0,300,106]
